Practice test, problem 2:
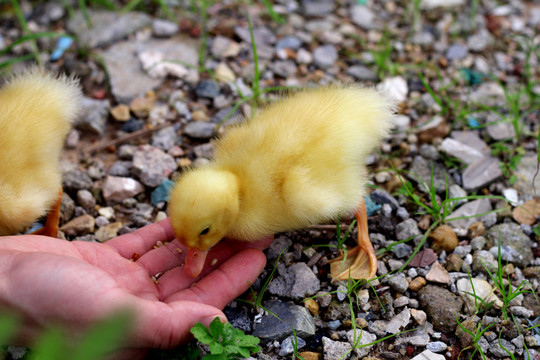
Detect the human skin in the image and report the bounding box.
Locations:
[0,219,272,359]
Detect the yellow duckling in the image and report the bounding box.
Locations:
[0,68,81,236]
[169,86,394,279]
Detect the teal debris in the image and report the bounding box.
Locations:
[365,195,382,216]
[151,179,175,206]
[460,68,486,86]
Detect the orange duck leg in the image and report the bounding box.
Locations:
[329,198,377,280]
[31,187,62,238]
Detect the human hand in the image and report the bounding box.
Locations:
[0,219,272,359]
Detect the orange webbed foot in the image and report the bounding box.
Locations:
[329,198,377,281]
[31,187,62,238]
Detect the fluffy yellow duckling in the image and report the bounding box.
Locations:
[169,86,394,279]
[0,69,81,236]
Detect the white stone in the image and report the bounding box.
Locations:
[457,278,503,314]
[377,76,408,103]
[412,349,446,360]
[440,138,484,164]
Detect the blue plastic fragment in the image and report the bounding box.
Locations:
[467,116,480,128]
[26,222,43,234]
[151,179,175,206]
[365,195,382,216]
[50,36,73,61]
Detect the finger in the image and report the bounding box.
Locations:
[135,239,186,277]
[106,219,175,259]
[133,300,226,349]
[163,248,267,309]
[154,239,249,297]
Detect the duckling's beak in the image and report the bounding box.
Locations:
[30,187,62,238]
[329,198,377,281]
[184,247,209,278]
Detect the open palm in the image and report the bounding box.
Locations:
[0,219,271,358]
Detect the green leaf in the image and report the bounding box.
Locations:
[236,334,260,347]
[0,313,18,344]
[190,323,214,344]
[208,317,224,339]
[69,310,133,360]
[202,353,227,360]
[208,341,224,354]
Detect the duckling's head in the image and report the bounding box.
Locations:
[168,168,240,276]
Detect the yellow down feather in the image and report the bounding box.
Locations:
[0,69,81,235]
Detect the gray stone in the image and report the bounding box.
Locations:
[108,161,132,177]
[63,169,93,191]
[151,126,177,150]
[103,38,199,102]
[102,176,144,202]
[152,19,178,37]
[485,223,533,267]
[440,138,484,164]
[347,329,376,358]
[514,154,540,200]
[252,300,315,342]
[302,0,334,16]
[486,121,516,141]
[448,184,468,208]
[346,65,378,81]
[272,60,297,78]
[192,143,214,159]
[419,144,440,160]
[489,338,516,357]
[66,10,152,48]
[411,31,435,46]
[234,26,276,46]
[313,44,337,69]
[420,0,465,9]
[279,336,306,356]
[322,337,351,360]
[371,189,399,210]
[396,329,431,346]
[470,82,506,108]
[368,320,388,337]
[418,285,464,332]
[211,36,241,58]
[195,80,220,99]
[76,97,110,135]
[76,190,95,211]
[268,263,321,299]
[350,5,377,30]
[462,156,503,190]
[509,306,534,318]
[276,36,302,50]
[184,121,216,139]
[426,341,448,353]
[223,306,251,333]
[131,145,176,187]
[450,131,491,156]
[396,219,421,241]
[447,198,494,230]
[467,29,493,52]
[388,273,409,293]
[386,308,411,334]
[446,43,468,60]
[409,156,454,194]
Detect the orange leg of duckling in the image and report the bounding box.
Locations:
[329,198,377,280]
[31,187,62,238]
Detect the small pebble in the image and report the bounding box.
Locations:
[409,277,426,292]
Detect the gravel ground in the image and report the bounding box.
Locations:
[1,1,540,359]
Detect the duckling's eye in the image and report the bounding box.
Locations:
[199,227,210,236]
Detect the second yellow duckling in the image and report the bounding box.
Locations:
[169,86,394,279]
